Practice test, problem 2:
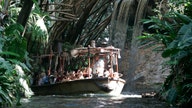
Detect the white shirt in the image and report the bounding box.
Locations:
[93,59,105,75]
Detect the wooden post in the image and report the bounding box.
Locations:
[116,53,118,72]
[88,46,91,76]
[48,47,53,76]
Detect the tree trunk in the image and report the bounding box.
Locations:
[17,0,33,27]
[66,0,97,44]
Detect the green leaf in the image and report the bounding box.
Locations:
[18,62,30,72]
[162,48,179,58]
[0,57,13,72]
[0,89,13,105]
[6,38,27,61]
[4,23,24,36]
[167,88,177,104]
[0,51,20,57]
[175,12,192,24]
[0,76,7,81]
[183,83,192,88]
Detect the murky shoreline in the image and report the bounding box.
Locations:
[12,92,175,108]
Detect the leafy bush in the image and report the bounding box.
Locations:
[0,23,33,107]
[140,1,192,107]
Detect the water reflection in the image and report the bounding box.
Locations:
[16,92,172,108]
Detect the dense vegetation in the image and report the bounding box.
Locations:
[0,0,114,106]
[1,0,192,107]
[0,1,34,107]
[141,0,192,107]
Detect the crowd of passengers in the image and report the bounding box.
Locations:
[37,67,119,86]
[37,53,120,86]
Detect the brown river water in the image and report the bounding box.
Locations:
[14,92,176,108]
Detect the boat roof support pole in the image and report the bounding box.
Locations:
[116,53,118,72]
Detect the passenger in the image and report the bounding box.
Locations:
[38,74,43,86]
[53,72,58,83]
[87,67,93,78]
[67,71,75,80]
[42,73,49,84]
[49,75,55,84]
[104,69,110,77]
[78,71,84,79]
[38,72,49,85]
[113,72,119,79]
[108,67,114,78]
[92,55,105,77]
[61,75,69,82]
[56,73,63,82]
[66,71,71,81]
[70,71,77,80]
[82,68,88,78]
[77,70,84,79]
[82,67,92,79]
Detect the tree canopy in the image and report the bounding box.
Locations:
[0,0,192,107]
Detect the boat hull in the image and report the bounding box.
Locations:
[31,77,125,96]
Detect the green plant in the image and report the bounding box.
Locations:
[140,1,192,106]
[26,0,49,55]
[0,23,33,106]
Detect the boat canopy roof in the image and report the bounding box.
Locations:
[32,46,120,59]
[70,46,121,57]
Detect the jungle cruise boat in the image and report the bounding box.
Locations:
[31,44,126,96]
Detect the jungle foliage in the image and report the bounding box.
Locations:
[0,0,114,106]
[3,0,192,107]
[44,0,113,53]
[26,0,114,80]
[0,0,33,107]
[0,23,33,106]
[140,0,192,107]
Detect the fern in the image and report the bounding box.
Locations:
[141,1,192,107]
[0,23,33,106]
